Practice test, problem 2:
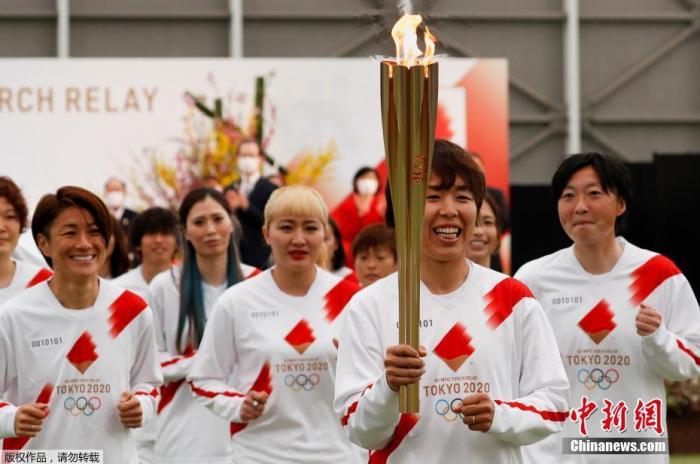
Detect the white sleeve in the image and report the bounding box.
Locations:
[641,275,700,381]
[131,307,164,425]
[334,296,401,450]
[513,264,535,291]
[147,282,195,382]
[187,298,246,422]
[487,298,570,446]
[0,322,18,438]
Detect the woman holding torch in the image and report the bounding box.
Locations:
[188,185,363,463]
[334,140,570,463]
[0,186,162,463]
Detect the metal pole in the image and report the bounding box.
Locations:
[57,0,69,58]
[564,0,581,154]
[229,0,243,58]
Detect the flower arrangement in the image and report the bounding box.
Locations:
[131,75,336,210]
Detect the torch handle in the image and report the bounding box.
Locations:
[382,61,438,415]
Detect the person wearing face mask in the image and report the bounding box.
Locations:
[331,166,386,268]
[104,177,138,233]
[224,139,278,269]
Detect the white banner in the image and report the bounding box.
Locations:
[0,58,483,211]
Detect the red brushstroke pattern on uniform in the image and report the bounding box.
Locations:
[189,383,244,399]
[495,399,569,422]
[341,384,373,426]
[26,269,52,288]
[108,290,148,338]
[677,339,700,366]
[578,300,617,334]
[368,414,419,464]
[229,362,273,437]
[629,255,680,305]
[3,384,53,451]
[246,268,262,279]
[484,278,534,329]
[284,319,316,347]
[160,351,196,368]
[134,389,158,398]
[158,380,184,414]
[433,323,475,362]
[323,276,361,322]
[65,331,99,374]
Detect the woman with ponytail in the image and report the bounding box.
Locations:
[148,188,257,464]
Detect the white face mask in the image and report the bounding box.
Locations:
[237,156,260,176]
[356,178,379,195]
[105,191,124,209]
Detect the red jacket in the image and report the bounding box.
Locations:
[331,194,384,268]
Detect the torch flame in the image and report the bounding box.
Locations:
[391,14,437,68]
[391,14,422,67]
[423,26,436,64]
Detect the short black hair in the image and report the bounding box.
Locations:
[431,140,485,201]
[384,139,486,227]
[352,166,381,194]
[32,186,112,268]
[129,207,178,256]
[352,224,396,261]
[327,218,346,272]
[552,152,632,232]
[0,177,28,232]
[551,152,632,206]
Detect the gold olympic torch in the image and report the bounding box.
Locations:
[381,15,438,414]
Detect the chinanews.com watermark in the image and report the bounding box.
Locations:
[564,395,669,455]
[1,450,103,463]
[563,438,668,455]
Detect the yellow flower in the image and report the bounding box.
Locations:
[154,158,178,190]
[286,141,337,185]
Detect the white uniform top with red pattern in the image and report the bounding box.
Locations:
[0,279,162,464]
[0,260,52,306]
[113,264,163,457]
[516,238,700,464]
[187,267,363,464]
[147,263,258,464]
[334,262,570,464]
[113,266,150,299]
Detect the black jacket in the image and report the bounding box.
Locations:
[231,177,278,269]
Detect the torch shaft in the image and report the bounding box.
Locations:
[381,61,438,414]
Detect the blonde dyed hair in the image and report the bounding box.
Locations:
[264,185,329,227]
[264,185,330,268]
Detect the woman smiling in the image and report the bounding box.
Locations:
[0,186,161,463]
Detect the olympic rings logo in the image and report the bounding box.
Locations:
[435,398,465,422]
[64,396,101,416]
[284,374,320,392]
[577,368,619,390]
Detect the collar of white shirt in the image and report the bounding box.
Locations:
[240,173,261,198]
